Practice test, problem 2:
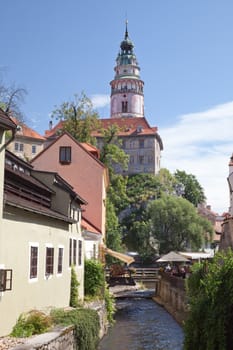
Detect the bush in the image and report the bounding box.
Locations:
[51,308,100,350]
[11,310,52,338]
[84,259,105,297]
[104,283,116,325]
[70,265,80,307]
[184,250,233,350]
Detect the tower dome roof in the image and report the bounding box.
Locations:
[120,21,134,53]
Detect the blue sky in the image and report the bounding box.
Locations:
[1,0,233,214]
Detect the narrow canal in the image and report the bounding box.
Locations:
[98,290,184,350]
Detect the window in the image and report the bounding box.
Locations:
[78,240,82,266]
[45,247,54,275]
[69,239,72,267]
[73,239,77,266]
[0,269,13,291]
[15,142,24,152]
[122,101,128,113]
[130,155,134,164]
[139,155,144,164]
[59,146,71,164]
[32,145,37,154]
[148,154,153,164]
[30,246,38,279]
[69,238,78,266]
[93,243,96,260]
[57,247,63,274]
[139,139,144,148]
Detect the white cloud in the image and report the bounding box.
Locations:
[160,101,233,214]
[91,94,110,109]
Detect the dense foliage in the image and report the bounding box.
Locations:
[51,308,100,350]
[174,170,206,206]
[184,250,233,350]
[148,195,213,254]
[84,259,105,297]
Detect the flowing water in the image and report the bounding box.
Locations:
[98,290,184,350]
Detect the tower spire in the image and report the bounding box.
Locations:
[125,19,129,39]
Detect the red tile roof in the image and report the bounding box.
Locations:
[44,117,161,140]
[11,117,45,140]
[81,142,100,159]
[93,117,158,137]
[44,120,64,138]
[81,217,101,235]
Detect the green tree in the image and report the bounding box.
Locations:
[148,195,213,254]
[105,198,123,254]
[174,170,206,206]
[51,91,100,144]
[184,250,233,350]
[100,125,128,170]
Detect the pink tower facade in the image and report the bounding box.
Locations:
[110,22,144,118]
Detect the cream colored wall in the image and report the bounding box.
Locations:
[7,138,44,161]
[0,207,84,336]
[0,130,5,219]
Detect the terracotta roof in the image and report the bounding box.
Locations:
[81,216,101,235]
[44,117,158,138]
[44,120,64,138]
[92,117,158,137]
[81,142,100,159]
[11,117,45,141]
[0,108,17,130]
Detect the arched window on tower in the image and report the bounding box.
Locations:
[122,101,128,113]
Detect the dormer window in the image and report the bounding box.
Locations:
[137,125,143,133]
[59,146,71,164]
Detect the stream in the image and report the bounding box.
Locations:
[98,290,184,350]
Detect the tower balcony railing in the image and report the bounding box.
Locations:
[111,87,143,95]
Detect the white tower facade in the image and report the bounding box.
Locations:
[110,22,144,118]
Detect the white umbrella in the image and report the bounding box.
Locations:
[156,251,189,263]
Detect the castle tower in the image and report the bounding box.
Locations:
[110,21,144,118]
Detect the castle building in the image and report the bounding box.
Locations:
[94,22,163,175]
[45,23,163,175]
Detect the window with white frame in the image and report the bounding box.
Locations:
[45,246,54,276]
[69,238,77,266]
[32,145,37,154]
[29,244,39,279]
[78,240,82,266]
[57,247,64,274]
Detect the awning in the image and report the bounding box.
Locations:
[104,248,135,265]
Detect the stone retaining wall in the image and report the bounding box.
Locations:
[154,272,189,325]
[12,301,107,350]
